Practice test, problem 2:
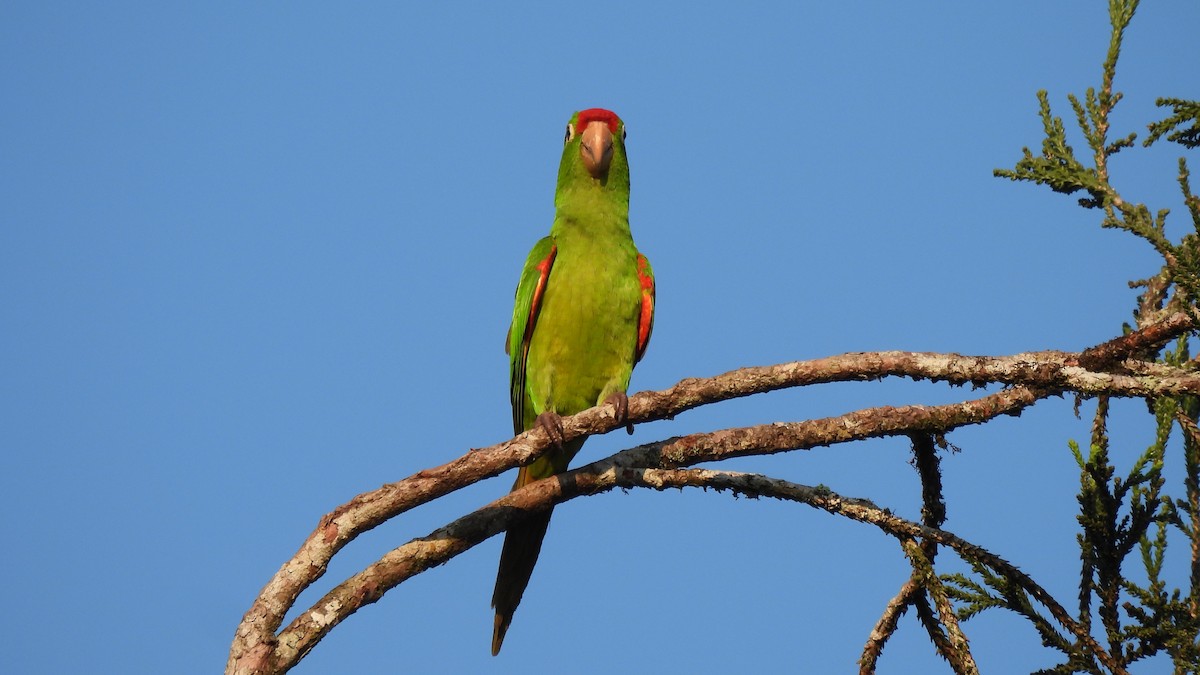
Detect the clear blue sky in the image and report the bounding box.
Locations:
[3,3,1197,673]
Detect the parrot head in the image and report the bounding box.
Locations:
[557,108,629,195]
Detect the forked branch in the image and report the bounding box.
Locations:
[228,313,1194,674]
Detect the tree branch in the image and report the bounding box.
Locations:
[229,313,1194,674]
[269,466,1123,673]
[861,580,924,673]
[902,539,979,675]
[861,433,961,673]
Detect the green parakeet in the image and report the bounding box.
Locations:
[491,108,655,655]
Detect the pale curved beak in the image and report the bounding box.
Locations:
[579,121,614,179]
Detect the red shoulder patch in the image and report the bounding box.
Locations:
[635,253,654,362]
[526,244,557,337]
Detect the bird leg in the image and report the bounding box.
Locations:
[535,411,565,449]
[604,391,634,435]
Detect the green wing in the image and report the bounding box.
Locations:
[507,236,557,436]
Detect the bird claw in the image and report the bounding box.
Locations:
[535,411,566,449]
[604,392,634,435]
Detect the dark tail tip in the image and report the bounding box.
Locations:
[489,508,555,656]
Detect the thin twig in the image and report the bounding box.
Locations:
[860,580,922,673]
[903,540,979,675]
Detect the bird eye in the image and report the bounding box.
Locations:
[564,123,575,144]
[622,126,628,142]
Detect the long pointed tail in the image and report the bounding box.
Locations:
[490,505,554,655]
[490,434,585,655]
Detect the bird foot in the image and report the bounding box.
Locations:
[535,411,565,449]
[604,391,634,435]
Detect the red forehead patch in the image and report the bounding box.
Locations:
[575,108,621,133]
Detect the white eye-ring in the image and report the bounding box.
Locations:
[564,123,576,144]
